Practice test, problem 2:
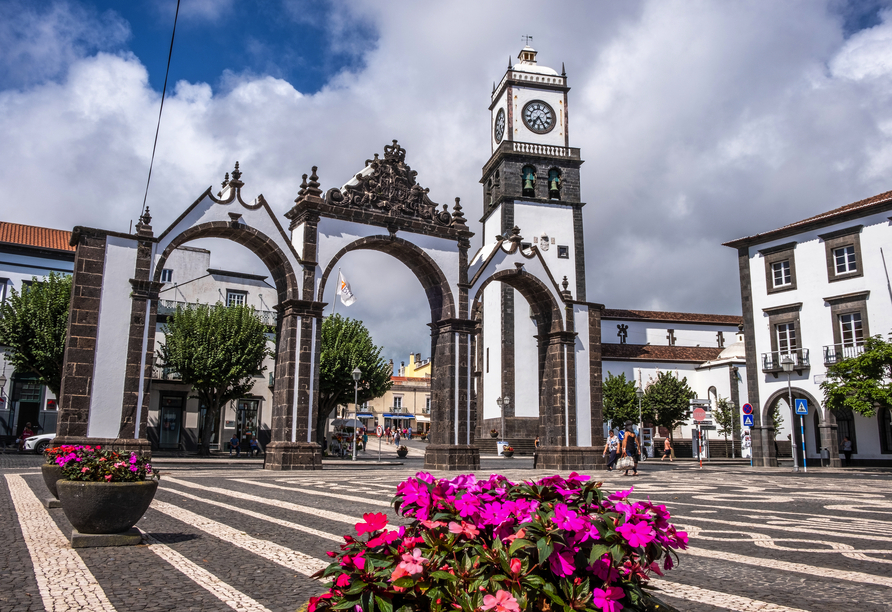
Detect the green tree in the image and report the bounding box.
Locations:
[0,273,71,399]
[317,314,392,444]
[158,303,271,455]
[602,372,641,427]
[713,396,738,457]
[643,371,695,442]
[821,334,892,418]
[769,403,784,437]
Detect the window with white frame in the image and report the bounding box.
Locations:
[839,312,863,347]
[424,396,431,413]
[226,290,246,307]
[160,268,173,283]
[776,323,797,354]
[834,245,857,274]
[771,260,791,288]
[393,395,403,411]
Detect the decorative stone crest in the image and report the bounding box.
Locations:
[325,140,453,227]
[538,232,550,252]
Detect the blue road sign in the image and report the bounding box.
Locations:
[742,403,754,415]
[742,414,754,427]
[795,398,808,415]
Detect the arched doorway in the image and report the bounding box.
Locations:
[762,387,838,468]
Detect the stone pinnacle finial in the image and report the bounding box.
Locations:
[136,206,153,236]
[231,161,242,182]
[451,197,467,227]
[306,166,322,198]
[508,225,523,245]
[562,276,569,291]
[561,62,566,77]
[294,174,308,202]
[561,276,572,300]
[222,172,230,188]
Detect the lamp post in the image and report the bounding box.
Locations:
[496,396,510,450]
[352,367,362,462]
[781,354,799,473]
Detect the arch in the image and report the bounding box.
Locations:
[761,387,825,421]
[154,221,300,303]
[316,235,456,322]
[471,268,564,334]
[547,167,562,200]
[522,165,537,198]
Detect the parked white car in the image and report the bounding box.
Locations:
[23,433,56,453]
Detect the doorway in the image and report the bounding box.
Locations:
[236,398,259,451]
[159,395,183,449]
[12,376,43,435]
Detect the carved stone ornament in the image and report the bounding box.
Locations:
[538,232,550,252]
[324,140,452,227]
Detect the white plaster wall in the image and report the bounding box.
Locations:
[159,247,209,288]
[0,252,74,289]
[747,209,892,459]
[602,320,739,348]
[291,222,305,260]
[513,288,539,418]
[511,85,566,147]
[89,235,139,438]
[574,305,592,446]
[481,283,501,421]
[512,200,576,293]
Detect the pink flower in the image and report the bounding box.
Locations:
[608,487,634,501]
[367,530,400,547]
[81,467,89,473]
[397,548,428,576]
[509,558,522,575]
[307,593,331,612]
[481,590,520,612]
[616,521,655,548]
[334,574,350,587]
[592,586,624,612]
[355,512,388,536]
[448,521,479,538]
[104,475,113,481]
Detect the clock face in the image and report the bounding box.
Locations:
[494,108,505,143]
[522,100,555,134]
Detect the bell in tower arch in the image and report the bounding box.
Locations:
[522,166,536,198]
[548,168,562,200]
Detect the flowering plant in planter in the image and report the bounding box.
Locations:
[502,445,515,453]
[308,472,687,612]
[49,446,160,482]
[489,429,500,437]
[44,444,95,465]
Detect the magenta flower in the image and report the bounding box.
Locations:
[454,494,481,518]
[608,486,633,501]
[355,513,388,536]
[481,590,520,612]
[616,521,655,548]
[552,503,586,531]
[592,586,624,612]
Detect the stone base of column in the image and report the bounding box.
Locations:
[535,447,605,472]
[424,444,480,471]
[52,437,152,456]
[264,442,322,470]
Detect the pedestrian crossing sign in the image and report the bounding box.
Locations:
[795,399,808,415]
[742,414,754,427]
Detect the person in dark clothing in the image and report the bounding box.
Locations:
[621,422,639,476]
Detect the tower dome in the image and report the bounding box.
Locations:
[512,45,559,76]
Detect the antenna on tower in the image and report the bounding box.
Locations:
[521,34,534,46]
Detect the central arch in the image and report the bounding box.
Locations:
[762,387,839,467]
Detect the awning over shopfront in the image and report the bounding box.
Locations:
[356,413,375,418]
[415,415,430,423]
[384,414,415,419]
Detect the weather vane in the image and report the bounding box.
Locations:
[522,35,533,46]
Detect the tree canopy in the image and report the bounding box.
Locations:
[317,314,392,443]
[157,303,271,455]
[821,335,892,418]
[602,372,642,427]
[0,273,71,398]
[642,371,695,439]
[713,396,738,456]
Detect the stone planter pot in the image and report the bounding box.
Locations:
[41,463,63,499]
[396,449,408,458]
[502,451,514,458]
[57,480,158,534]
[489,431,499,438]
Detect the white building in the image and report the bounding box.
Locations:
[148,245,278,453]
[726,189,892,467]
[0,222,74,441]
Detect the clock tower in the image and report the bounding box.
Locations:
[479,45,587,441]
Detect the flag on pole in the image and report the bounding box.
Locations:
[338,270,356,306]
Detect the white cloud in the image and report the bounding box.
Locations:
[4,0,892,361]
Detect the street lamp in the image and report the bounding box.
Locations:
[496,396,510,447]
[352,367,362,462]
[781,354,799,473]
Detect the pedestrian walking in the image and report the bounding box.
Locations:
[620,422,639,476]
[394,430,401,446]
[842,436,853,466]
[661,437,673,462]
[602,430,619,471]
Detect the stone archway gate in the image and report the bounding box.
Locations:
[56,141,605,470]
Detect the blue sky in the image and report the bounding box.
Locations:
[3,0,892,364]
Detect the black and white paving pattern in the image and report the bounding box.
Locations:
[2,455,890,612]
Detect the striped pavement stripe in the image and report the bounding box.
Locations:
[649,579,810,612]
[5,474,117,612]
[229,478,392,507]
[140,529,273,612]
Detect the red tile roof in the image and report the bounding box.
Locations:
[724,189,892,248]
[0,222,75,251]
[602,309,742,325]
[602,343,724,362]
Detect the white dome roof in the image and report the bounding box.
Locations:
[717,337,745,360]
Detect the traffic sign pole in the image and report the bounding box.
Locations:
[800,415,807,473]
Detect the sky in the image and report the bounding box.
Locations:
[3,0,892,367]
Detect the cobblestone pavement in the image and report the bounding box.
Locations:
[1,454,891,611]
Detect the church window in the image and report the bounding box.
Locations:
[161,268,173,283]
[557,245,569,259]
[548,168,562,200]
[522,166,536,197]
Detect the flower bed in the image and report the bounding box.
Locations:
[309,472,687,611]
[47,445,160,482]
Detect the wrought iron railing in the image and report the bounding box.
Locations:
[151,364,182,381]
[823,342,865,365]
[761,349,810,373]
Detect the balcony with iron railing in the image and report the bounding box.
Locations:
[151,364,182,381]
[823,342,866,366]
[157,299,277,326]
[761,349,810,375]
